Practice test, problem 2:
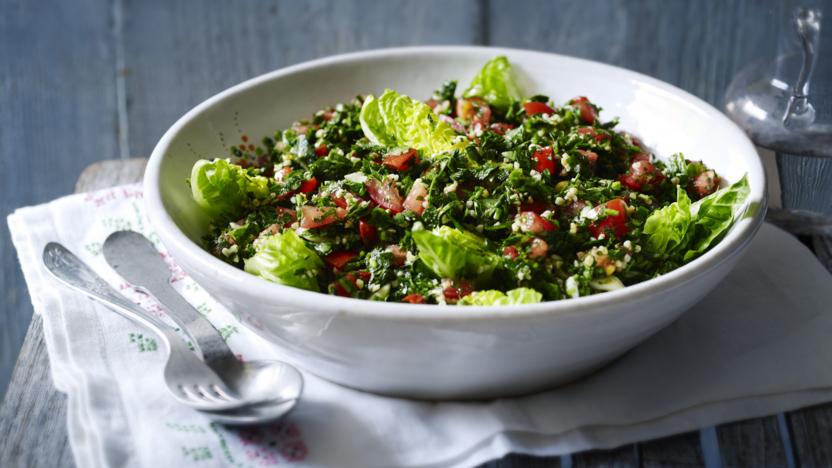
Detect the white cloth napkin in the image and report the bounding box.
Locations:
[8,184,832,468]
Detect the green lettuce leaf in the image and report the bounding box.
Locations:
[359,89,462,156]
[190,159,270,218]
[643,185,692,254]
[683,174,751,261]
[243,230,324,291]
[458,287,543,306]
[463,55,522,111]
[411,225,499,280]
[643,175,750,262]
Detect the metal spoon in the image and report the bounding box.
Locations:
[43,242,301,425]
[102,231,303,413]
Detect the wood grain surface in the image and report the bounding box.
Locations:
[3,1,832,466]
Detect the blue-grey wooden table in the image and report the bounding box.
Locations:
[2,1,832,466]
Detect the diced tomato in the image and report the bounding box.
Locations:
[576,126,610,143]
[365,178,404,213]
[515,211,556,234]
[528,237,549,259]
[442,279,473,303]
[333,271,372,297]
[300,205,346,229]
[455,97,492,126]
[274,166,293,182]
[324,251,357,270]
[274,206,297,222]
[389,245,407,267]
[588,198,629,239]
[359,220,377,244]
[502,246,519,259]
[331,196,349,208]
[314,145,329,157]
[691,170,720,198]
[631,152,651,163]
[619,160,665,191]
[382,149,418,171]
[570,96,597,124]
[425,99,438,110]
[533,147,557,175]
[489,122,514,135]
[403,179,428,215]
[321,111,335,121]
[523,101,555,115]
[402,293,426,304]
[519,199,550,213]
[299,177,318,194]
[577,149,599,168]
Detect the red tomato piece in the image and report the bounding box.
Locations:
[314,145,329,157]
[300,205,346,229]
[299,177,318,194]
[691,170,720,198]
[515,211,556,234]
[382,149,418,171]
[403,179,428,215]
[533,147,557,175]
[619,160,664,191]
[570,96,598,124]
[324,251,357,270]
[442,279,473,303]
[523,101,555,115]
[519,199,549,213]
[576,126,610,143]
[389,245,407,267]
[332,271,372,297]
[588,198,629,239]
[402,293,426,304]
[359,220,378,244]
[528,237,549,259]
[366,178,404,213]
[577,149,599,168]
[502,246,519,259]
[631,152,651,163]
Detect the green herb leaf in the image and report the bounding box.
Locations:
[243,230,324,291]
[411,225,499,281]
[458,287,543,305]
[190,159,270,219]
[359,89,463,157]
[463,56,523,111]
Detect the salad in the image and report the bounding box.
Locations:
[188,56,750,305]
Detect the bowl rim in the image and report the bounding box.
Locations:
[144,45,767,321]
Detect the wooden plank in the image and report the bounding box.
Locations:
[572,445,639,467]
[483,453,562,467]
[716,417,789,467]
[0,317,72,468]
[0,0,120,399]
[788,402,832,467]
[639,432,704,467]
[120,0,484,158]
[0,159,147,468]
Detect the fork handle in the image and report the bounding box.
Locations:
[41,242,189,353]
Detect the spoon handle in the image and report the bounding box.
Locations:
[42,242,179,349]
[102,231,237,367]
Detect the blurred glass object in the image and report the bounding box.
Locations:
[725,5,832,236]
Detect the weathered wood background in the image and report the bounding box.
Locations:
[2,0,832,466]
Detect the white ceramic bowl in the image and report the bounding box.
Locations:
[145,46,766,399]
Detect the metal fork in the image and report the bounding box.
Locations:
[42,242,244,411]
